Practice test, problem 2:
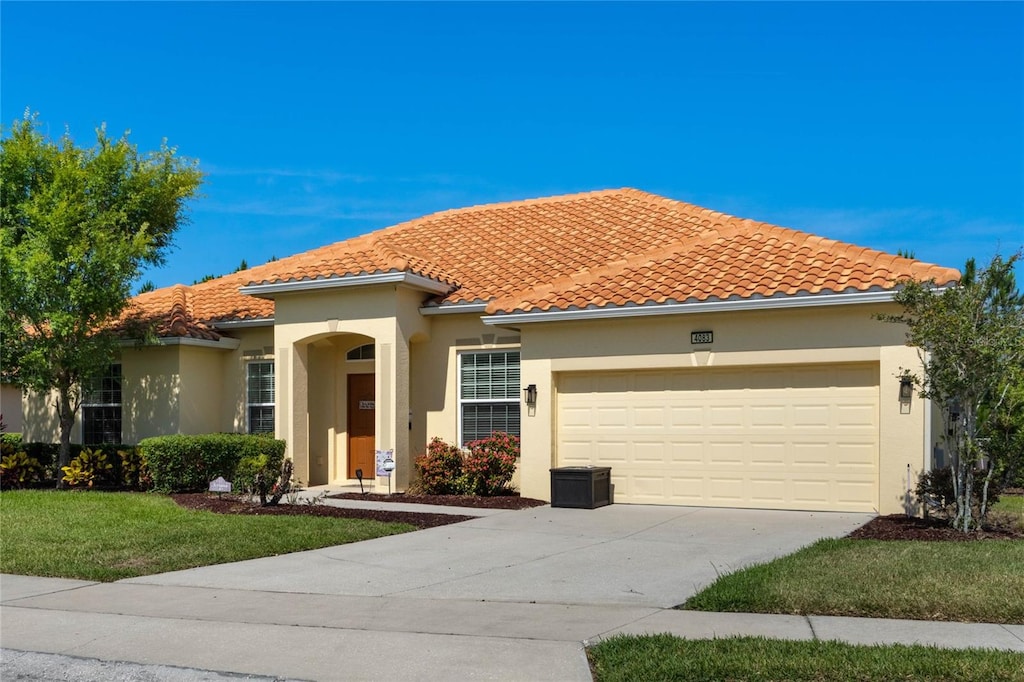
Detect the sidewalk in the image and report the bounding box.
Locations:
[3,496,1022,680]
[3,574,1021,681]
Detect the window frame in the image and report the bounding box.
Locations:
[246,360,275,435]
[457,349,521,446]
[81,363,122,445]
[346,343,375,361]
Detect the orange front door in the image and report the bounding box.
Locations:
[347,374,376,479]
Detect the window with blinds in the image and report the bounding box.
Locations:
[247,361,275,434]
[82,364,122,445]
[458,350,520,444]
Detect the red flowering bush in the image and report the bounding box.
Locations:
[415,437,469,495]
[464,432,519,496]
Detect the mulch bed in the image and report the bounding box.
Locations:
[328,491,547,510]
[170,493,474,529]
[848,513,1024,541]
[174,492,1022,540]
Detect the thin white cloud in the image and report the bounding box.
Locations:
[203,164,373,184]
[767,205,1023,271]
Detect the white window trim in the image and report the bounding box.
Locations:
[246,360,275,434]
[81,364,122,445]
[456,349,521,446]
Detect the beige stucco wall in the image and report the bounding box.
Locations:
[220,327,276,433]
[21,388,62,443]
[410,314,521,449]
[511,303,929,515]
[121,345,181,442]
[1,383,25,434]
[19,336,246,445]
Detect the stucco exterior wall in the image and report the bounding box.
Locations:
[511,303,927,514]
[21,388,62,443]
[222,326,276,433]
[1,384,25,434]
[410,314,521,449]
[121,345,181,443]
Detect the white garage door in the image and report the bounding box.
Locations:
[557,364,879,512]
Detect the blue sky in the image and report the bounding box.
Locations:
[3,1,1022,289]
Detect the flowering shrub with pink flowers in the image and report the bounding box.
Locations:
[414,432,520,496]
[415,437,469,495]
[464,432,519,496]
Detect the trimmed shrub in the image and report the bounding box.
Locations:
[464,432,519,496]
[415,437,469,495]
[1,432,23,450]
[139,433,286,493]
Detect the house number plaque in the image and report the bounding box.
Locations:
[359,400,375,410]
[690,330,714,345]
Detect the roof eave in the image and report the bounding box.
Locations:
[481,289,925,325]
[239,272,451,298]
[419,302,489,316]
[209,317,276,330]
[120,336,242,351]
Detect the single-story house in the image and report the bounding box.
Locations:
[24,188,959,514]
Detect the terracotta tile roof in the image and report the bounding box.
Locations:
[122,285,225,340]
[484,219,961,315]
[129,188,961,336]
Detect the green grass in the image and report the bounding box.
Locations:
[587,634,1024,682]
[992,495,1024,532]
[682,538,1024,623]
[0,490,414,581]
[996,496,1024,513]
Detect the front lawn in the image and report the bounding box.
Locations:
[0,490,414,581]
[681,537,1024,623]
[993,495,1024,531]
[587,634,1024,682]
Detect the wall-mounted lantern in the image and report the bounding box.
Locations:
[899,376,914,403]
[524,384,538,408]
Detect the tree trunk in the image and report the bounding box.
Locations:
[56,381,75,489]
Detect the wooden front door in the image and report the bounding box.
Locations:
[347,374,376,479]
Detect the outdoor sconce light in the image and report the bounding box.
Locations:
[524,384,538,408]
[899,376,914,403]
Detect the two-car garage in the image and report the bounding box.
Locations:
[555,363,880,513]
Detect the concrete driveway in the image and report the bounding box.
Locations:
[125,504,871,608]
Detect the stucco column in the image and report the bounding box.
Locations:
[284,343,310,486]
[518,353,554,501]
[879,345,929,515]
[374,328,411,492]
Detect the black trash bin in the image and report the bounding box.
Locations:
[550,466,611,509]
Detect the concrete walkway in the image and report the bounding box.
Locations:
[3,498,1022,681]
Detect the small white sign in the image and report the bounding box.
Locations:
[376,449,394,476]
[359,400,375,410]
[209,476,232,493]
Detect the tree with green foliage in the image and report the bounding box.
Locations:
[879,253,1024,531]
[1,113,202,483]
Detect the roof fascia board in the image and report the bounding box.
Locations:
[210,317,275,330]
[240,272,450,298]
[482,290,906,325]
[120,337,242,351]
[419,303,489,316]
